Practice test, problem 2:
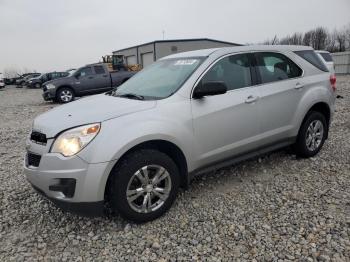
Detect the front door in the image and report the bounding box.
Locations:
[91,65,111,92]
[191,53,261,167]
[75,67,95,94]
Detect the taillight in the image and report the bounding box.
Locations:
[330,74,336,92]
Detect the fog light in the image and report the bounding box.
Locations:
[49,178,76,198]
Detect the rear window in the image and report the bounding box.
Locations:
[94,66,105,74]
[319,52,333,62]
[294,50,328,72]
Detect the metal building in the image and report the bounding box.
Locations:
[112,38,241,67]
[332,51,350,74]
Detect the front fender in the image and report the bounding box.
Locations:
[77,113,194,169]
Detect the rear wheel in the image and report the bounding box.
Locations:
[108,149,180,223]
[57,87,75,103]
[35,83,41,88]
[294,111,327,158]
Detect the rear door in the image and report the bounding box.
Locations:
[253,51,304,145]
[191,52,261,167]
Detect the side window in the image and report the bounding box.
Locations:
[255,52,302,84]
[201,53,252,91]
[94,65,105,74]
[79,67,93,77]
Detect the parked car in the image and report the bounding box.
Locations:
[4,76,21,85]
[66,68,76,75]
[25,45,336,222]
[42,63,135,103]
[27,72,69,88]
[316,50,335,74]
[0,74,5,89]
[16,73,41,88]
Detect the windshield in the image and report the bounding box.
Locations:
[110,57,204,100]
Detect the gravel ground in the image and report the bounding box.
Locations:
[0,78,349,261]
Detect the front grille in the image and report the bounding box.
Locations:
[30,131,47,145]
[27,152,41,167]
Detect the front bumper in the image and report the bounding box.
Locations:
[42,88,56,101]
[30,183,104,217]
[24,138,114,217]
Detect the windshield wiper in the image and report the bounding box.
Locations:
[116,93,144,100]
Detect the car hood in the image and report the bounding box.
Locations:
[44,76,74,86]
[33,94,156,138]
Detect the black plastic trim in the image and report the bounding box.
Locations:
[188,137,296,181]
[31,184,104,217]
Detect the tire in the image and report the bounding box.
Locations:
[35,83,41,89]
[108,149,180,223]
[56,87,75,103]
[294,111,328,158]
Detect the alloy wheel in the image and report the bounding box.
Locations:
[126,165,172,213]
[60,90,73,102]
[305,120,324,151]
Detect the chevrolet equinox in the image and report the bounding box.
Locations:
[24,46,336,222]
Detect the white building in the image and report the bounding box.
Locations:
[113,38,241,67]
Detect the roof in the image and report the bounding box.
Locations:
[113,38,241,53]
[162,45,314,59]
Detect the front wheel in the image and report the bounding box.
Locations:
[57,87,75,103]
[108,149,180,223]
[294,111,328,158]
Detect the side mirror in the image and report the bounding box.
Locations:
[193,81,227,99]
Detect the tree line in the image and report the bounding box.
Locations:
[263,24,350,52]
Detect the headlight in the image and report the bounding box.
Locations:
[46,84,55,89]
[29,80,32,83]
[51,123,100,156]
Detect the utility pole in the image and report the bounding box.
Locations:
[162,30,165,40]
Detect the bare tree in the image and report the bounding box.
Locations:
[263,35,279,45]
[326,30,337,52]
[3,67,21,78]
[312,27,328,50]
[336,30,347,52]
[303,31,313,46]
[260,24,350,52]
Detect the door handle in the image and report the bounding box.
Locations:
[245,95,259,104]
[295,82,303,89]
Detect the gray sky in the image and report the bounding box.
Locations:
[0,0,349,73]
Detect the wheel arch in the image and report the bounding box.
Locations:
[105,139,189,201]
[299,101,331,139]
[55,85,75,100]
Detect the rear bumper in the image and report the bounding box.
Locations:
[31,183,104,217]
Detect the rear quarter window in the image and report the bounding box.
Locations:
[319,53,333,62]
[294,50,329,72]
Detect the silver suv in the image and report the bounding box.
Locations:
[24,45,336,222]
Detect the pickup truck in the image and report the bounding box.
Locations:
[42,63,136,103]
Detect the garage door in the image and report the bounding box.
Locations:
[126,55,137,66]
[141,52,154,67]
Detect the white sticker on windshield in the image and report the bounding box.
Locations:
[174,59,197,66]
